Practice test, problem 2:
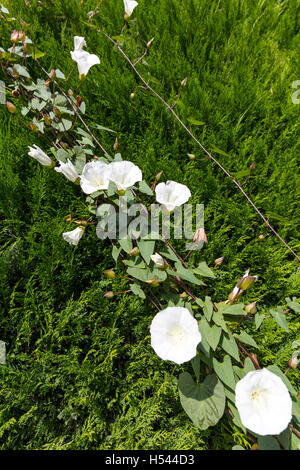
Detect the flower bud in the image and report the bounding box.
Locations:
[146,279,160,287]
[181,77,188,87]
[288,356,298,370]
[18,31,26,42]
[214,256,224,266]
[150,253,165,269]
[43,114,51,126]
[20,19,29,31]
[193,227,208,244]
[113,138,119,152]
[74,219,88,226]
[238,275,257,291]
[11,30,19,42]
[146,37,155,49]
[187,153,196,160]
[60,142,69,149]
[12,68,20,78]
[155,171,163,181]
[129,92,135,100]
[245,301,257,314]
[179,292,188,299]
[228,289,242,303]
[6,102,16,114]
[104,291,114,298]
[45,79,51,87]
[104,269,116,280]
[76,95,82,107]
[257,234,265,241]
[49,69,56,80]
[12,89,20,98]
[53,106,61,118]
[117,189,126,196]
[129,247,140,256]
[68,88,73,97]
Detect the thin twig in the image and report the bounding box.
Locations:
[103,32,299,262]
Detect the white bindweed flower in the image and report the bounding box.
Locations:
[55,159,80,183]
[235,368,292,436]
[108,160,142,192]
[155,180,191,212]
[74,35,87,51]
[62,226,85,246]
[70,36,100,78]
[80,160,111,194]
[123,0,138,20]
[150,307,202,364]
[28,145,54,167]
[150,253,165,269]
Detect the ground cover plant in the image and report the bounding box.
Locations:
[0,0,299,451]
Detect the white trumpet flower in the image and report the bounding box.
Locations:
[62,226,85,246]
[235,368,292,436]
[70,36,100,78]
[150,307,202,364]
[28,145,54,167]
[73,36,87,51]
[80,161,111,194]
[55,159,80,183]
[155,180,191,212]
[108,160,142,192]
[123,0,138,20]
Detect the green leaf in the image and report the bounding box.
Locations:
[285,297,300,313]
[178,373,225,430]
[130,283,146,299]
[267,365,298,398]
[191,356,201,381]
[269,307,289,332]
[291,431,300,450]
[187,117,205,126]
[203,296,213,322]
[257,436,281,450]
[212,354,236,391]
[26,44,46,59]
[138,180,153,196]
[198,318,221,351]
[137,239,155,264]
[278,428,291,450]
[55,69,65,79]
[112,245,121,262]
[193,262,215,279]
[234,331,259,349]
[212,310,228,333]
[168,262,204,286]
[119,237,133,254]
[220,331,240,361]
[14,64,30,78]
[232,445,245,450]
[255,311,265,329]
[222,303,246,316]
[94,124,116,133]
